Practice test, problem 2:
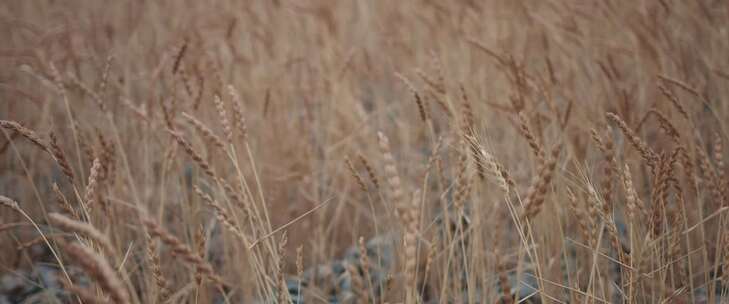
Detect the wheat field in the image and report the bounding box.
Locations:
[1,1,729,303]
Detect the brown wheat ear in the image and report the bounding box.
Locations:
[181,112,226,149]
[213,94,233,143]
[520,145,560,220]
[0,120,50,153]
[193,185,249,246]
[377,131,406,219]
[358,154,380,190]
[228,85,249,141]
[395,72,429,122]
[59,240,130,304]
[516,112,544,163]
[83,158,102,208]
[48,213,115,256]
[0,195,20,211]
[49,132,75,183]
[143,217,226,287]
[145,232,171,302]
[606,112,658,168]
[167,128,217,179]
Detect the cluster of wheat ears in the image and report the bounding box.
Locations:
[2,1,729,303]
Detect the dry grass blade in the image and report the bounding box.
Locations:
[248,197,333,249]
